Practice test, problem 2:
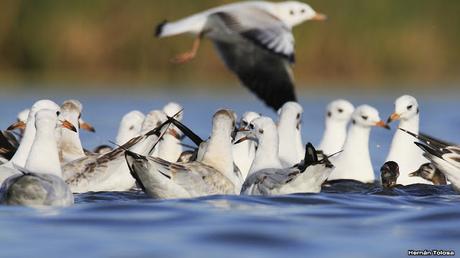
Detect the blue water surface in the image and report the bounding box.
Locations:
[0,88,459,258]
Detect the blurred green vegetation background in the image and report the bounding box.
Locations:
[0,0,459,90]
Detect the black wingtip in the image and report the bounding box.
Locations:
[304,143,318,165]
[124,151,147,192]
[155,20,168,38]
[299,143,318,172]
[169,118,204,146]
[398,128,419,139]
[414,142,443,159]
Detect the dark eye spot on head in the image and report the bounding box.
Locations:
[361,115,368,120]
[242,121,248,127]
[327,111,332,118]
[338,108,344,113]
[56,111,61,116]
[290,10,294,15]
[407,105,413,110]
[249,124,254,130]
[129,125,135,130]
[259,129,264,134]
[301,9,305,13]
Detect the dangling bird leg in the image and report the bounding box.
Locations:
[170,36,202,64]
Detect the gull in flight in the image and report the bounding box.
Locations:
[155,1,326,110]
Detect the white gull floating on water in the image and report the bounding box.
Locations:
[232,111,260,180]
[327,105,390,183]
[57,100,87,164]
[0,109,75,207]
[126,109,243,199]
[398,129,460,192]
[385,95,431,185]
[63,110,173,193]
[318,99,354,155]
[277,102,305,167]
[239,117,333,195]
[0,100,62,184]
[156,1,326,110]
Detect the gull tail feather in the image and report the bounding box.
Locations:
[155,15,206,38]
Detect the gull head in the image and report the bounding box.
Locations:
[387,95,419,124]
[213,109,237,136]
[251,117,277,141]
[35,109,77,133]
[17,109,30,123]
[276,1,326,27]
[351,105,390,129]
[326,99,355,123]
[8,109,29,131]
[61,99,83,114]
[60,99,95,133]
[163,102,184,122]
[380,161,400,189]
[117,111,145,144]
[30,100,60,115]
[409,163,437,181]
[141,110,168,135]
[278,101,303,130]
[238,111,261,131]
[236,116,277,145]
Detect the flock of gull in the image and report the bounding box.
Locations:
[0,95,458,207]
[0,1,458,207]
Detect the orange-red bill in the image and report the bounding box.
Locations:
[61,120,77,132]
[7,120,26,131]
[375,120,391,130]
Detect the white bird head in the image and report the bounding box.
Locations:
[35,109,76,133]
[213,109,237,133]
[239,111,261,130]
[387,95,419,123]
[141,110,168,134]
[163,102,183,121]
[250,116,278,140]
[278,101,303,130]
[17,109,30,123]
[351,105,389,129]
[116,110,145,144]
[326,99,355,123]
[276,1,327,27]
[30,100,60,115]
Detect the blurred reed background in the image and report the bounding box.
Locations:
[0,0,459,90]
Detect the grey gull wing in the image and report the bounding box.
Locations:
[209,10,297,110]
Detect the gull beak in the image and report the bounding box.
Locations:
[234,136,249,145]
[237,127,250,132]
[61,120,77,133]
[375,120,391,130]
[234,135,258,145]
[408,172,417,177]
[408,170,419,177]
[311,13,327,21]
[7,120,26,131]
[386,113,401,124]
[79,119,96,133]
